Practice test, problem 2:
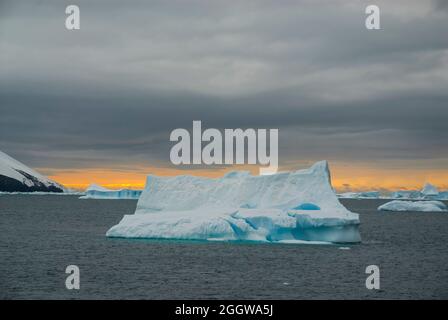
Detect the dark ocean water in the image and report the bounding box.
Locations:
[0,195,447,299]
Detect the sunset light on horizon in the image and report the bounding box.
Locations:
[43,162,448,192]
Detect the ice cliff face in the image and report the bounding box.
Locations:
[106,161,361,243]
[79,184,142,199]
[0,150,64,193]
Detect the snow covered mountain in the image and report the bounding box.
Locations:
[0,150,65,193]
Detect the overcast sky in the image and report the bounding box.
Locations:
[0,0,447,188]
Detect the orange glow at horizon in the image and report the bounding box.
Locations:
[45,165,260,190]
[42,163,448,192]
[330,165,448,192]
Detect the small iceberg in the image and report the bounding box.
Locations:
[420,183,439,199]
[421,183,439,196]
[378,200,447,212]
[106,161,361,243]
[390,190,422,200]
[79,184,142,200]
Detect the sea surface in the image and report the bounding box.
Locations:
[0,195,447,299]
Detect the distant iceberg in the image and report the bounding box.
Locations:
[390,183,448,200]
[378,200,447,212]
[338,191,380,199]
[421,183,439,196]
[438,191,448,200]
[390,190,422,200]
[79,184,142,199]
[106,161,361,243]
[338,184,447,201]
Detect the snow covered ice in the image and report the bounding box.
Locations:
[378,200,447,212]
[79,184,142,199]
[106,161,361,243]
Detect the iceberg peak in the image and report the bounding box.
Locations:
[85,183,111,192]
[421,183,439,196]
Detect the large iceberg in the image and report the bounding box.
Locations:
[106,161,361,243]
[79,184,142,199]
[378,200,447,212]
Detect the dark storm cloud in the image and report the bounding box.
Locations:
[0,0,447,170]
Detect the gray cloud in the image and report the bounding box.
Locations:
[434,0,448,11]
[0,0,447,173]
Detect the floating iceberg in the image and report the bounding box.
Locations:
[421,183,438,196]
[390,190,422,200]
[338,191,380,199]
[79,184,142,199]
[390,183,448,200]
[106,161,361,243]
[438,192,448,200]
[378,200,447,212]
